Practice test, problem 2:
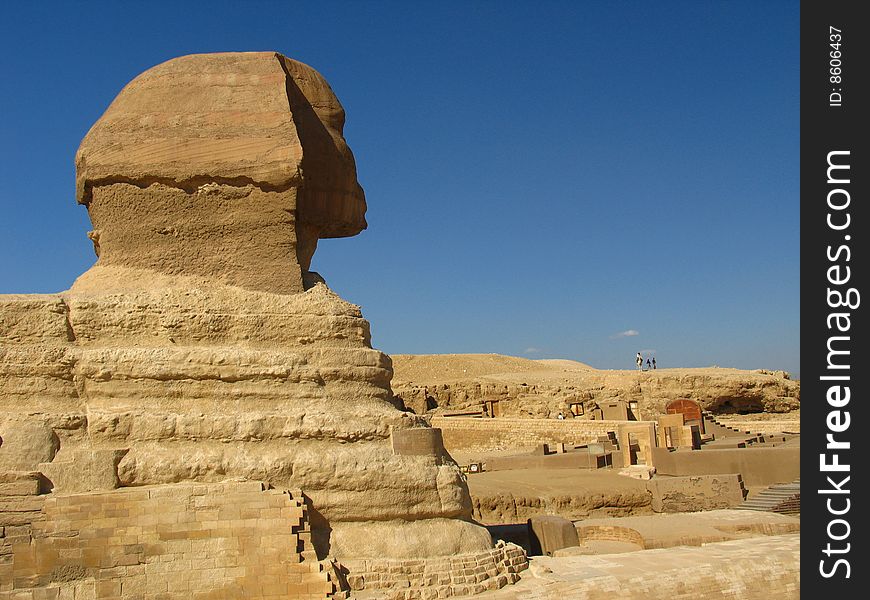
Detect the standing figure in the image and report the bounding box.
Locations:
[652,357,657,369]
[646,358,651,370]
[636,352,643,370]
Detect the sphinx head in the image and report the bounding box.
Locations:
[74,52,366,294]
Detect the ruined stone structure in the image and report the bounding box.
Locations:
[0,52,525,597]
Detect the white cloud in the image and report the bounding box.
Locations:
[524,347,543,355]
[611,329,639,339]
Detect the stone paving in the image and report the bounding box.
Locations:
[453,533,800,600]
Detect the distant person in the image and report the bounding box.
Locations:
[652,357,657,369]
[636,352,643,370]
[646,358,651,369]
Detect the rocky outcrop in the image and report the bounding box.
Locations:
[0,53,493,567]
[392,354,800,419]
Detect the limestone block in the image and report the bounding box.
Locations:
[0,295,72,344]
[390,428,445,457]
[648,474,747,512]
[39,449,129,493]
[0,472,44,497]
[527,516,579,556]
[618,465,656,480]
[657,413,685,428]
[0,421,59,472]
[599,401,629,420]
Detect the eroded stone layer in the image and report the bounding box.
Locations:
[84,183,305,294]
[0,277,485,559]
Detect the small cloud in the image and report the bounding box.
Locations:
[524,347,543,355]
[611,329,639,339]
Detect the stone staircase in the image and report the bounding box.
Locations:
[286,489,351,600]
[702,412,752,438]
[701,413,791,450]
[702,412,795,445]
[738,479,800,515]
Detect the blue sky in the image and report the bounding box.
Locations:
[0,1,799,377]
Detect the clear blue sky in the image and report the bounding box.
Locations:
[0,1,799,377]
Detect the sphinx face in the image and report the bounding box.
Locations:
[74,52,366,294]
[277,55,368,269]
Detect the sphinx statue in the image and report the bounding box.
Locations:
[1,53,499,567]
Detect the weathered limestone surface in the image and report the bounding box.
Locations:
[0,284,484,557]
[392,354,800,418]
[0,52,494,577]
[0,422,59,473]
[527,516,579,556]
[647,474,746,513]
[467,468,654,524]
[432,416,622,453]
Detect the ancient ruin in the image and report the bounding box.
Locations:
[388,353,800,597]
[0,52,527,599]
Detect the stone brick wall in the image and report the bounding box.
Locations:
[342,540,527,600]
[431,417,623,453]
[0,472,47,590]
[714,418,800,434]
[575,525,646,548]
[647,474,746,513]
[652,447,800,487]
[0,481,344,599]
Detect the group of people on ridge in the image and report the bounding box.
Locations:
[636,352,656,370]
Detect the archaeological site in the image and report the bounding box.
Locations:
[1,52,799,599]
